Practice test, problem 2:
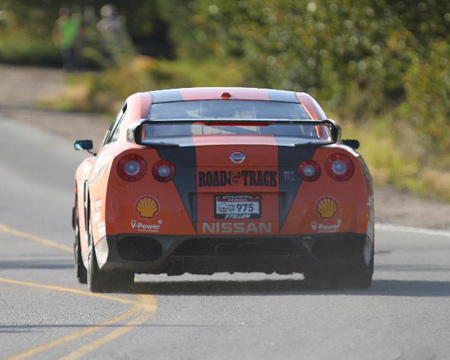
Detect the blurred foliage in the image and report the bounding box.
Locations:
[0,34,60,66]
[0,0,169,62]
[0,0,160,43]
[401,40,450,166]
[344,118,450,202]
[49,56,247,113]
[1,0,450,197]
[0,2,60,65]
[186,1,449,117]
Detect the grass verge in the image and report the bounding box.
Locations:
[343,119,450,202]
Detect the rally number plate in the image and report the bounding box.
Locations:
[214,195,261,219]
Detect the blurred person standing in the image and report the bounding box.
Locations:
[97,4,133,64]
[81,5,99,45]
[76,5,103,68]
[53,6,82,71]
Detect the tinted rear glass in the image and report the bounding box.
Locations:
[140,122,332,144]
[148,100,311,120]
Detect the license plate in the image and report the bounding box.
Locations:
[215,195,261,219]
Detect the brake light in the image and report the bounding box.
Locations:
[221,91,232,99]
[152,160,175,182]
[117,154,147,182]
[326,153,354,181]
[298,160,321,182]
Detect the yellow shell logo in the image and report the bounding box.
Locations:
[316,197,338,219]
[136,196,159,219]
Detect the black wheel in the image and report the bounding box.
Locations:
[87,215,134,293]
[74,205,87,284]
[305,244,374,290]
[341,246,374,290]
[87,231,106,292]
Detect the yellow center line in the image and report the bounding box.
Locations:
[0,224,159,359]
[0,223,72,253]
[5,305,142,360]
[60,294,158,360]
[0,277,136,305]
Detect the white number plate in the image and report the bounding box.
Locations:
[215,195,261,219]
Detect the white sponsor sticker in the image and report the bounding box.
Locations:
[310,219,342,233]
[93,212,101,222]
[94,199,102,212]
[202,222,273,234]
[97,222,106,238]
[131,220,161,233]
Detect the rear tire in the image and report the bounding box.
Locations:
[343,245,374,289]
[87,215,134,293]
[74,206,87,284]
[87,236,106,293]
[305,243,374,290]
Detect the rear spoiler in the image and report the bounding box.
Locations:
[127,118,342,146]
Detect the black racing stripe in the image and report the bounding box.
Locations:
[150,89,183,104]
[268,90,299,103]
[278,147,316,231]
[156,142,197,232]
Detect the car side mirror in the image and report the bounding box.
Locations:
[73,140,95,155]
[341,139,360,150]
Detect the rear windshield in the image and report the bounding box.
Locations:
[141,122,332,144]
[148,100,311,120]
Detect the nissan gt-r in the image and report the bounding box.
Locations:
[72,87,374,292]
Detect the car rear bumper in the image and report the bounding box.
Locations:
[95,232,373,275]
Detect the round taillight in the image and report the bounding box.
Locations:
[298,160,321,182]
[117,154,147,182]
[152,160,175,182]
[326,153,354,181]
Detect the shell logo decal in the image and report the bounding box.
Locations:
[136,196,159,219]
[316,196,339,219]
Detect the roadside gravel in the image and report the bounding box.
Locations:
[1,64,449,230]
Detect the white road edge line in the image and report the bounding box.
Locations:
[376,223,450,238]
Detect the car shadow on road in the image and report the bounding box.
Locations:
[133,279,450,298]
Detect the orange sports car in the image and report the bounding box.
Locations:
[72,87,374,292]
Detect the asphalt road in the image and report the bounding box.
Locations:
[1,116,450,360]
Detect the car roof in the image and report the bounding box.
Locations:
[149,87,300,104]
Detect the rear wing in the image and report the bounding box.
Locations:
[127,118,342,146]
